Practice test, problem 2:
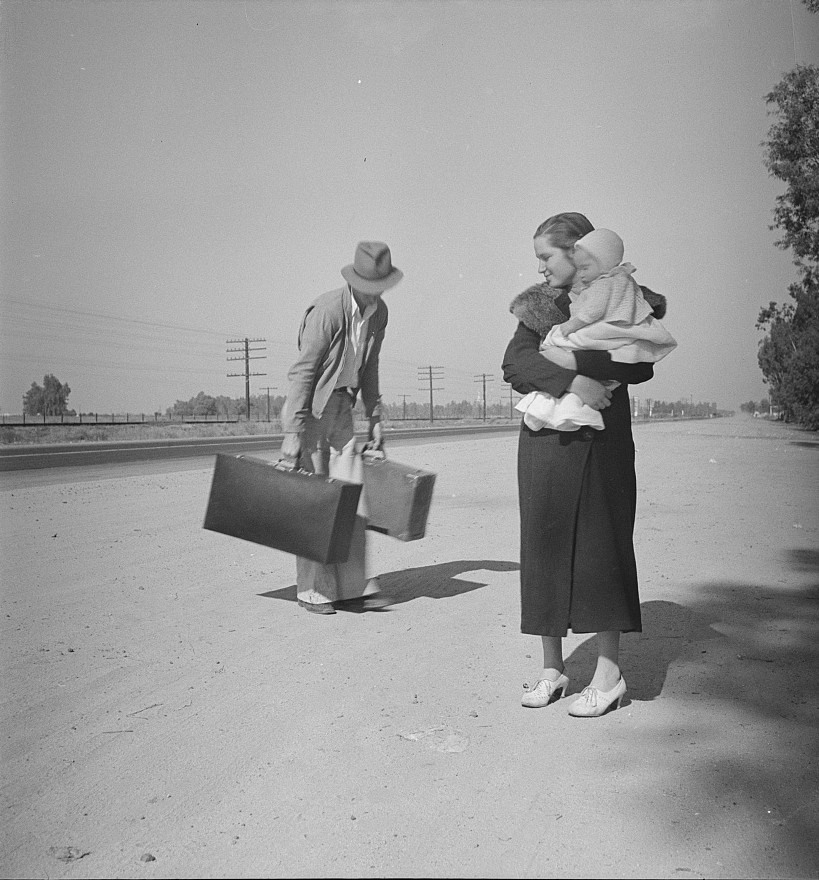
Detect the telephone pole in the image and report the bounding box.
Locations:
[418,366,444,425]
[227,337,267,420]
[261,385,277,422]
[474,373,494,421]
[502,382,515,420]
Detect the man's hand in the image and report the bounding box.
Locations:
[569,375,612,410]
[362,418,385,458]
[280,432,302,464]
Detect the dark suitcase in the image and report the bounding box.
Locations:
[361,456,436,541]
[203,453,362,564]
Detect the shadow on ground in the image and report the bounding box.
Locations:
[257,550,819,870]
[564,599,722,702]
[563,545,819,875]
[258,559,520,605]
[566,546,819,707]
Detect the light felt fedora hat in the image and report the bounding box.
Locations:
[341,241,403,294]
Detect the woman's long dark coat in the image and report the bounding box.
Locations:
[502,283,664,637]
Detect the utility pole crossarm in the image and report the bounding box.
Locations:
[226,337,267,420]
[418,366,444,425]
[501,381,517,420]
[261,385,277,422]
[474,373,495,421]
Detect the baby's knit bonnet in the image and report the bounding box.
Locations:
[574,228,625,273]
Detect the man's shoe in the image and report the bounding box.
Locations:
[335,593,392,611]
[297,599,336,615]
[358,594,392,610]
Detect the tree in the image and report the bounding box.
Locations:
[166,391,217,419]
[23,374,72,416]
[763,66,819,270]
[757,58,819,429]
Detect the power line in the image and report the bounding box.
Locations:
[1,297,294,346]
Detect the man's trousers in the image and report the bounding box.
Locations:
[294,389,378,605]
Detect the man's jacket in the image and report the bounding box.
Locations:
[281,286,388,435]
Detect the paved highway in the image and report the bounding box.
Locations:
[0,423,521,471]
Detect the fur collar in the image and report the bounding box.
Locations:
[509,281,667,337]
[508,283,568,337]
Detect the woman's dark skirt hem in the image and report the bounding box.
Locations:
[521,624,643,638]
[517,421,642,637]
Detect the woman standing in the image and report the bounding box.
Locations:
[502,212,665,717]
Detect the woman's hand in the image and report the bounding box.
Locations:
[569,375,612,410]
[539,345,577,370]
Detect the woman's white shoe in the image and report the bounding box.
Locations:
[521,673,570,708]
[568,676,627,717]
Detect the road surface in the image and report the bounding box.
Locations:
[1,416,817,879]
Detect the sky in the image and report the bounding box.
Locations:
[2,0,818,416]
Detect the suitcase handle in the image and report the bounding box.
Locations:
[233,454,346,484]
[235,454,300,474]
[265,456,347,483]
[362,449,387,463]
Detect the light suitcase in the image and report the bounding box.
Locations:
[361,456,436,541]
[203,453,362,564]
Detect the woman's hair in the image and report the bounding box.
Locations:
[533,212,594,250]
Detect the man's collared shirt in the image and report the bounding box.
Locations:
[335,287,376,392]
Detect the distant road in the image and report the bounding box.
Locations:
[0,423,521,471]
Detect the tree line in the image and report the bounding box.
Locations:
[164,392,510,421]
[738,399,790,419]
[166,390,285,421]
[646,400,722,419]
[756,11,819,430]
[19,376,724,424]
[164,392,724,422]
